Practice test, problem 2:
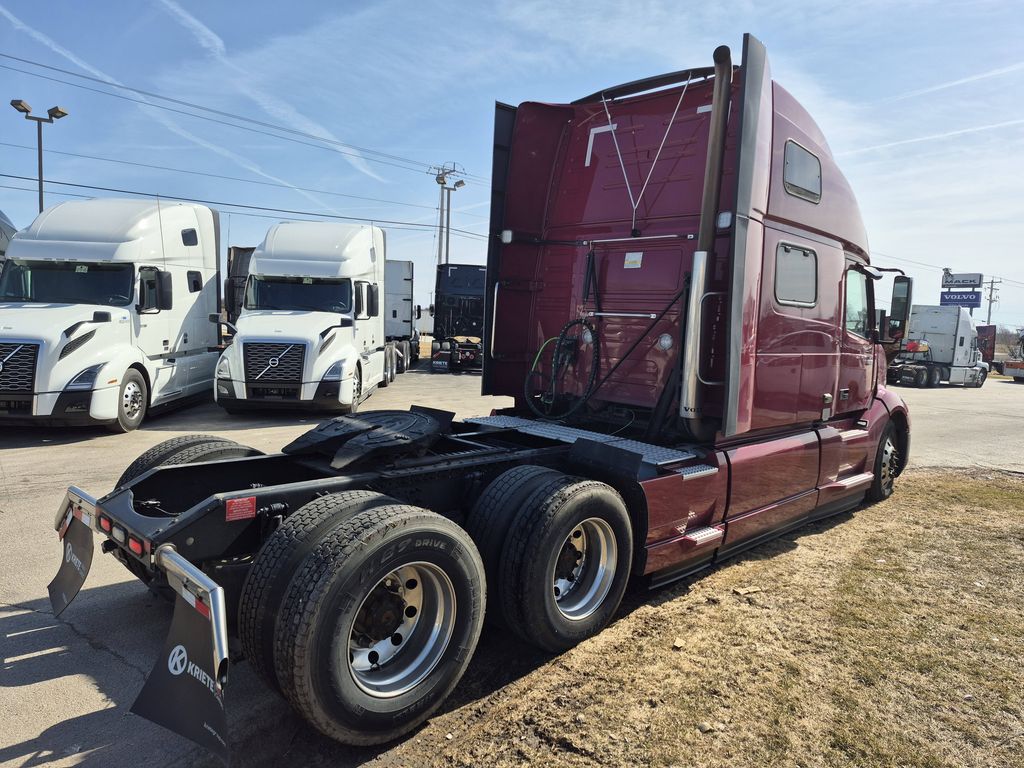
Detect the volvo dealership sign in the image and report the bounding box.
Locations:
[940,290,982,308]
[941,270,983,288]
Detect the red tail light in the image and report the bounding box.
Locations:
[99,516,112,532]
[128,537,144,556]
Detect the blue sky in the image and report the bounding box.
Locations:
[1,0,1022,324]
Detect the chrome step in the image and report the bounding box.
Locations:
[679,525,724,545]
[676,463,718,479]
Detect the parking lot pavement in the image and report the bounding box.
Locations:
[1,369,1020,767]
[0,366,510,768]
[895,376,1024,472]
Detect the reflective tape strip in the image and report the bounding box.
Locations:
[178,584,211,621]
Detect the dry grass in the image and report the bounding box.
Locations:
[364,469,1024,768]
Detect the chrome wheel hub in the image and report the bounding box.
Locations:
[346,562,457,698]
[122,381,143,419]
[880,437,899,493]
[552,517,617,621]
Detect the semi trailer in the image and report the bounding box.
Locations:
[0,198,220,431]
[887,305,989,388]
[430,263,485,372]
[213,221,390,414]
[384,259,420,373]
[47,35,912,761]
[1005,329,1024,381]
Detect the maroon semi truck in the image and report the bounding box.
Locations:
[47,34,911,761]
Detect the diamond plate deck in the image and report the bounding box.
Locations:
[465,415,698,466]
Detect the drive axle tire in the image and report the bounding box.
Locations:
[499,479,633,653]
[238,490,394,691]
[928,367,941,388]
[465,465,572,627]
[914,369,927,388]
[273,505,485,745]
[115,434,256,489]
[396,341,408,374]
[867,423,901,502]
[379,347,392,388]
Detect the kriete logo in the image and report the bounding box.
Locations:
[167,643,219,695]
[168,644,188,676]
[65,541,87,578]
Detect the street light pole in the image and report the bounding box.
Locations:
[9,100,69,213]
[432,165,465,266]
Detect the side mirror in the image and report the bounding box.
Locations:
[368,283,380,317]
[156,271,173,311]
[354,283,365,318]
[415,304,422,320]
[885,275,913,342]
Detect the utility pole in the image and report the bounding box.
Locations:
[984,278,1002,325]
[431,163,466,266]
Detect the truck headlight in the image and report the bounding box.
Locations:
[66,363,106,391]
[322,360,344,381]
[216,355,231,378]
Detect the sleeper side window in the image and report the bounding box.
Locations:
[784,140,822,203]
[845,270,870,338]
[775,243,817,307]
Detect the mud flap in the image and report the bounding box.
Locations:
[47,515,94,617]
[131,593,230,765]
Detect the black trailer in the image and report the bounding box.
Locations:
[430,263,485,372]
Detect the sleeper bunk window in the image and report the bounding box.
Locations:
[784,140,822,203]
[775,244,817,307]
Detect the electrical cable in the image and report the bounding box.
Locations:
[0,141,490,217]
[0,173,489,240]
[523,319,599,421]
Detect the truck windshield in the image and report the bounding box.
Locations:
[0,259,134,306]
[244,275,352,313]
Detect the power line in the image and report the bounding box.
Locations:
[0,173,490,241]
[874,251,1024,289]
[0,53,441,172]
[0,53,493,185]
[0,140,488,218]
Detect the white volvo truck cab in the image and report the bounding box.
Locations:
[0,198,221,431]
[214,221,386,414]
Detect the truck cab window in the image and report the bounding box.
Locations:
[0,260,134,307]
[139,267,160,311]
[244,276,352,313]
[783,140,822,203]
[845,270,870,338]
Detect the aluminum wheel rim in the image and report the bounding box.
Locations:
[552,517,617,621]
[345,562,457,699]
[122,381,143,419]
[880,436,899,494]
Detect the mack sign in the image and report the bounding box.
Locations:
[940,290,982,308]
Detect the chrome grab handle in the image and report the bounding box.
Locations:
[586,311,658,319]
[489,281,500,354]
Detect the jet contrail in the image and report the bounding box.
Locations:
[156,0,385,182]
[0,3,335,212]
[880,61,1024,103]
[839,118,1024,156]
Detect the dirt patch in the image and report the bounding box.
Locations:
[233,469,1024,768]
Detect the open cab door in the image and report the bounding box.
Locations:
[880,275,913,365]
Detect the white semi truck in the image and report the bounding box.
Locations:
[384,259,419,373]
[0,198,221,430]
[887,304,989,388]
[214,221,389,414]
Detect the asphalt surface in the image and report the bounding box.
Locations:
[1,369,1021,768]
